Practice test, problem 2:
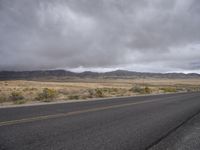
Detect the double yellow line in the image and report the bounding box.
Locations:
[0,97,175,127]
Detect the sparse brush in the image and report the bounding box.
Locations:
[87,89,93,98]
[1,79,199,106]
[0,95,8,103]
[68,95,79,100]
[14,99,27,104]
[129,86,144,93]
[129,86,151,94]
[23,87,37,92]
[95,89,104,97]
[144,86,151,94]
[9,91,26,104]
[35,88,57,102]
[160,87,177,93]
[9,92,24,101]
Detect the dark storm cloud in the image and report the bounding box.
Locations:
[0,0,200,72]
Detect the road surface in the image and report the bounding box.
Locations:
[0,92,200,150]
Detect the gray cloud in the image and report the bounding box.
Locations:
[0,0,200,72]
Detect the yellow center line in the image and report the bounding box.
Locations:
[0,97,177,127]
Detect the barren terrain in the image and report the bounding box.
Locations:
[0,79,200,106]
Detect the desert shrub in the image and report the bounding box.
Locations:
[0,95,8,103]
[130,86,151,94]
[99,88,108,92]
[95,89,104,97]
[106,88,118,93]
[80,94,89,99]
[36,88,57,102]
[23,87,37,92]
[144,86,151,94]
[14,99,27,104]
[9,92,24,101]
[88,89,94,98]
[187,87,200,92]
[129,86,144,94]
[68,95,79,100]
[9,92,26,104]
[160,87,177,93]
[87,89,104,98]
[111,88,119,92]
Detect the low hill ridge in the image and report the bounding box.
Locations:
[0,70,200,80]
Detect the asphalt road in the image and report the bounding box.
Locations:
[0,92,200,150]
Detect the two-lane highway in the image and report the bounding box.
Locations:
[0,92,200,150]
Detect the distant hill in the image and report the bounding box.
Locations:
[0,70,200,80]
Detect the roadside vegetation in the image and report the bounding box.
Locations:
[129,86,152,94]
[159,87,177,93]
[35,88,57,102]
[9,91,26,104]
[0,79,200,105]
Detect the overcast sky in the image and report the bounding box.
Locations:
[0,0,200,73]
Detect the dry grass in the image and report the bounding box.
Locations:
[0,79,200,105]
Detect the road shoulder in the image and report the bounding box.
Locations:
[150,111,200,150]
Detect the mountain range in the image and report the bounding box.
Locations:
[0,70,200,80]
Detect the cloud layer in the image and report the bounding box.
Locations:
[0,0,200,72]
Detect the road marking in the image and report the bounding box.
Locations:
[0,95,185,127]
